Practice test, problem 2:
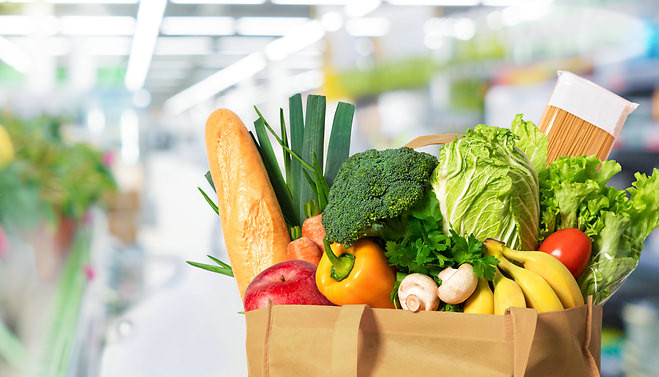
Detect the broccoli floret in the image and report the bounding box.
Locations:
[322,147,438,247]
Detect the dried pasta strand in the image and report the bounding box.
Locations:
[539,106,615,163]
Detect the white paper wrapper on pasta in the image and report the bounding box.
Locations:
[539,71,639,162]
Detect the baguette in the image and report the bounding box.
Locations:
[205,109,290,299]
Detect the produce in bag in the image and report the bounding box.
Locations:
[190,75,659,376]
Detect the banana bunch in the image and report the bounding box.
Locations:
[464,239,584,314]
[0,125,14,169]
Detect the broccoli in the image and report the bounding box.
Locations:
[322,147,439,247]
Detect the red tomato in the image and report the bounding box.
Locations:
[538,228,592,278]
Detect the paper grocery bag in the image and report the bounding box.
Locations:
[245,297,601,377]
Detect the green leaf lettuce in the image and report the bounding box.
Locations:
[539,155,659,304]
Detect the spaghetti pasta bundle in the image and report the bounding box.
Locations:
[538,71,638,163]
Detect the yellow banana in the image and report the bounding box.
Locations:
[502,246,584,308]
[0,125,14,169]
[492,267,526,315]
[484,239,564,313]
[463,278,494,314]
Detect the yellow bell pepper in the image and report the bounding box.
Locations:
[0,125,14,169]
[316,238,395,309]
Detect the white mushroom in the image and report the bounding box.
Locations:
[397,273,440,312]
[437,264,478,305]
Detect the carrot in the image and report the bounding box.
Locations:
[287,237,323,266]
[301,214,326,252]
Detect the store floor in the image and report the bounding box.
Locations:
[99,151,248,376]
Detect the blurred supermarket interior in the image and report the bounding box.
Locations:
[0,0,658,376]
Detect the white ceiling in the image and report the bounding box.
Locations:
[1,0,649,115]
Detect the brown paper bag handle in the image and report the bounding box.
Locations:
[262,300,274,377]
[505,306,538,377]
[331,304,367,377]
[403,134,463,149]
[584,296,601,376]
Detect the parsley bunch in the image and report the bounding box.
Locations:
[383,190,499,308]
[385,191,499,282]
[386,230,499,283]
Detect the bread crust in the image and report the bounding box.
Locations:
[205,109,290,299]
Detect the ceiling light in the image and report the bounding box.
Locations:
[271,0,350,4]
[345,0,381,18]
[345,17,390,37]
[161,17,234,36]
[0,36,33,73]
[386,0,479,5]
[164,52,266,115]
[60,16,136,36]
[125,0,167,91]
[0,16,35,35]
[320,11,343,32]
[0,16,58,35]
[481,0,529,5]
[169,0,265,3]
[265,20,325,61]
[46,0,138,3]
[237,17,310,36]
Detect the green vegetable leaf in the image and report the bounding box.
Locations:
[312,152,329,211]
[253,117,299,227]
[541,156,659,304]
[384,189,498,290]
[206,254,232,270]
[439,303,463,312]
[300,95,326,221]
[578,257,637,304]
[449,231,498,280]
[186,255,234,277]
[325,102,355,188]
[628,169,659,256]
[280,108,292,187]
[204,170,215,191]
[289,225,302,240]
[390,271,408,307]
[289,94,305,222]
[431,123,540,251]
[473,255,500,281]
[198,187,219,215]
[510,114,548,175]
[304,200,320,218]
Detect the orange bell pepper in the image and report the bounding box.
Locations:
[316,238,395,309]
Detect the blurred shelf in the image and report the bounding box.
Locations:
[0,209,114,377]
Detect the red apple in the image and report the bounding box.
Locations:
[243,259,334,312]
